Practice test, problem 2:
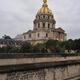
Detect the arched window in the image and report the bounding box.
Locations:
[29,34,31,38]
[38,33,40,37]
[46,33,48,37]
[38,23,40,28]
[43,15,45,18]
[43,23,45,28]
[48,23,50,28]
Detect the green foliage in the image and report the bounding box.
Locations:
[9,47,20,53]
[73,39,80,52]
[0,38,80,54]
[45,40,63,53]
[20,41,32,53]
[32,43,47,53]
[0,45,12,53]
[61,39,80,53]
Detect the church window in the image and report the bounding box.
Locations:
[29,34,31,38]
[38,23,40,28]
[43,15,45,18]
[46,33,48,37]
[38,33,40,37]
[48,23,50,28]
[43,23,45,28]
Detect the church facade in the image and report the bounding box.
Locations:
[21,0,67,44]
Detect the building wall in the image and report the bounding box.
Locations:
[0,55,80,80]
[0,64,80,80]
[23,30,66,42]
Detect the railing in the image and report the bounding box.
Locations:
[0,53,80,59]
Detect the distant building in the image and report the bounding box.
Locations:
[16,0,67,44]
[0,35,22,48]
[15,34,23,41]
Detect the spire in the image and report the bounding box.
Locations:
[43,0,47,4]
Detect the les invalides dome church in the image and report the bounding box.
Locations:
[17,0,67,44]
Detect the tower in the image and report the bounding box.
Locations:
[33,0,56,31]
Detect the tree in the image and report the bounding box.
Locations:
[63,39,74,53]
[9,47,20,53]
[20,41,32,53]
[46,40,60,53]
[74,39,80,53]
[33,43,47,53]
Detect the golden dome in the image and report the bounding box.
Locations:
[37,0,52,15]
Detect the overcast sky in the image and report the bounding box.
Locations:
[0,0,80,39]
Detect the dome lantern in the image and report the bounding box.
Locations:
[37,0,53,15]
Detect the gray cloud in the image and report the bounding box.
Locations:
[0,0,80,39]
